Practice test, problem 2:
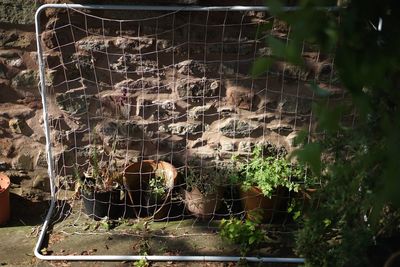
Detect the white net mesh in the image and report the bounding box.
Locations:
[37,5,347,259]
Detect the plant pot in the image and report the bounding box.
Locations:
[123,160,177,220]
[0,173,10,225]
[184,187,222,219]
[385,250,400,267]
[298,188,318,208]
[81,183,122,220]
[240,186,283,222]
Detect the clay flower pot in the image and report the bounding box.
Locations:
[240,186,284,222]
[81,179,122,220]
[0,173,11,225]
[123,160,177,220]
[184,187,222,219]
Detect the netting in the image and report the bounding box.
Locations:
[36,4,348,260]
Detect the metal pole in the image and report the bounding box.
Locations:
[34,3,309,263]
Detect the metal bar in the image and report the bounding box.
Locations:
[34,254,304,263]
[34,3,307,263]
[35,3,338,14]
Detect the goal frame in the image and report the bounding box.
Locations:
[34,3,335,263]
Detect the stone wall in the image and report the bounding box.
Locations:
[0,1,342,197]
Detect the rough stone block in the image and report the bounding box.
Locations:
[279,96,312,115]
[115,78,169,95]
[55,88,90,116]
[113,36,154,52]
[218,118,259,138]
[8,118,33,136]
[220,139,235,151]
[0,0,37,25]
[12,152,34,171]
[32,174,50,192]
[35,150,48,169]
[225,81,256,110]
[165,121,203,136]
[176,78,220,98]
[188,104,213,119]
[11,69,38,89]
[76,36,110,52]
[238,141,253,153]
[176,60,206,76]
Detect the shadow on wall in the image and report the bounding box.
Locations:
[7,193,71,227]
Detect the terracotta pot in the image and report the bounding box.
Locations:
[240,186,283,222]
[385,250,400,267]
[0,173,10,225]
[123,160,177,220]
[184,187,221,219]
[299,188,318,206]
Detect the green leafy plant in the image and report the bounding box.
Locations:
[287,199,302,221]
[133,257,149,267]
[256,1,400,266]
[231,146,306,198]
[219,215,265,256]
[148,169,169,201]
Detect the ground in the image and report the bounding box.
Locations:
[0,191,300,267]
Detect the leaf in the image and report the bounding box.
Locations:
[266,0,283,15]
[268,36,286,58]
[249,235,257,245]
[292,143,322,176]
[251,57,273,77]
[314,103,343,134]
[293,211,301,221]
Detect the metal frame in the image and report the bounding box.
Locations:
[33,3,327,263]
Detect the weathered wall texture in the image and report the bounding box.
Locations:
[0,1,341,197]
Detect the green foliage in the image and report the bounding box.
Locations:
[219,216,265,256]
[258,1,400,266]
[148,169,168,201]
[133,257,149,267]
[287,199,302,221]
[232,146,307,198]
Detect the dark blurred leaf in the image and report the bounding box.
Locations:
[251,57,273,77]
[292,130,308,146]
[292,142,322,176]
[314,103,343,134]
[266,0,283,15]
[268,36,286,58]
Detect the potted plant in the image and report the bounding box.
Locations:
[0,173,10,225]
[184,164,226,219]
[231,146,301,221]
[78,145,122,220]
[123,160,177,220]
